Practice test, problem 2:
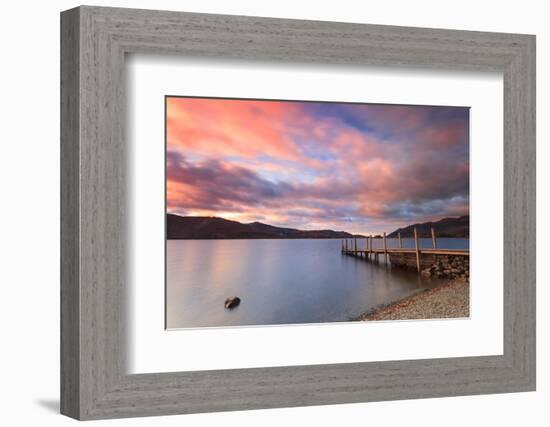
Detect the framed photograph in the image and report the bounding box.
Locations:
[164,96,471,329]
[61,6,536,420]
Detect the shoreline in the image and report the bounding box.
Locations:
[355,278,470,321]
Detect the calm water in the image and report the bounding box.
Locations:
[166,238,469,329]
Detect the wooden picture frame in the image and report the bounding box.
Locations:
[60,5,536,420]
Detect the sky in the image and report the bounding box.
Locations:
[166,96,469,235]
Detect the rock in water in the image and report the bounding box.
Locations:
[224,297,241,310]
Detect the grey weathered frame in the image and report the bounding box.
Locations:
[60,5,536,421]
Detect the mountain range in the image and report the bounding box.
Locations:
[387,215,469,238]
[166,214,365,239]
[167,214,469,239]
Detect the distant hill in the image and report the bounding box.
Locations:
[387,216,469,238]
[167,214,364,239]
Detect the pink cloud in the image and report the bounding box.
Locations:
[167,97,304,161]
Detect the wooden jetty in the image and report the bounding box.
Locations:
[341,227,469,273]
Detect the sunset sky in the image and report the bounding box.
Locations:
[166,97,469,235]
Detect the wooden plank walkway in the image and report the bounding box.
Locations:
[340,226,469,273]
[343,248,469,256]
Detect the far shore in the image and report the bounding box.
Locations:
[354,278,470,321]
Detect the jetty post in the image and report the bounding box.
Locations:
[431,226,437,249]
[383,232,388,264]
[398,231,403,248]
[413,227,421,272]
[371,235,375,261]
[368,235,372,259]
[354,238,357,254]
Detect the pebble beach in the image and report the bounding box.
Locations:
[357,278,470,321]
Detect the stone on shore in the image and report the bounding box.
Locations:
[224,297,241,310]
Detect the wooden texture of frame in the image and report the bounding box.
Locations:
[60,5,536,420]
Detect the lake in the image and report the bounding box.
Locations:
[166,238,469,329]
